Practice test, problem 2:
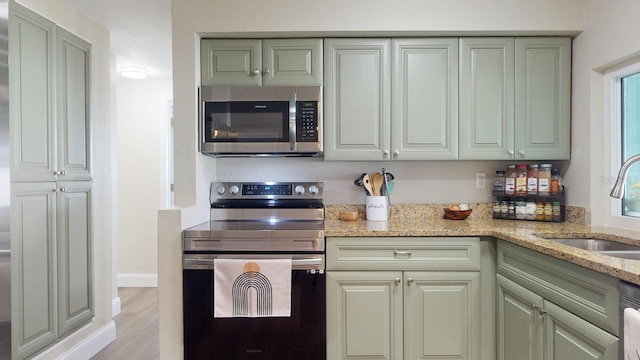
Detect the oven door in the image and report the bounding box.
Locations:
[183,255,326,360]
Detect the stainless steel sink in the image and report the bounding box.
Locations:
[543,238,640,260]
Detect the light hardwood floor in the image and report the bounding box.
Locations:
[92,287,159,360]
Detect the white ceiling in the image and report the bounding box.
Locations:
[68,0,173,80]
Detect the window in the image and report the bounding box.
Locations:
[605,60,640,226]
[621,72,640,217]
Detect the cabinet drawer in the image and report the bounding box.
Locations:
[326,237,481,271]
[497,241,619,335]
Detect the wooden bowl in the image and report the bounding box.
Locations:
[443,208,472,220]
[339,211,360,221]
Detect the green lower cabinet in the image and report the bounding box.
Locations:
[497,275,618,360]
[327,271,480,360]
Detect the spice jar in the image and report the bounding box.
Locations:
[493,170,506,193]
[525,199,537,220]
[552,201,562,221]
[544,202,553,221]
[515,164,528,196]
[538,164,552,196]
[527,164,539,195]
[493,201,501,218]
[535,202,545,220]
[550,168,562,195]
[516,199,526,219]
[505,165,516,195]
[508,201,516,219]
[500,201,509,219]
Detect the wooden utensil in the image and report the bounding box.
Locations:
[371,172,384,196]
[362,174,373,196]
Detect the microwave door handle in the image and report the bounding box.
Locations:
[289,92,297,151]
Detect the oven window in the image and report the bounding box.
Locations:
[183,269,325,360]
[204,101,289,143]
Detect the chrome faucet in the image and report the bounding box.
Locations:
[610,154,640,198]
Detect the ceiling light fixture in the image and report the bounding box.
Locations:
[119,66,149,79]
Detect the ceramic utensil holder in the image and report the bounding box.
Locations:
[366,196,388,221]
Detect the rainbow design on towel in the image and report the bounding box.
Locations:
[232,262,273,316]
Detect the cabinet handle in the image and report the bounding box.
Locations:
[251,69,261,76]
[383,149,390,156]
[54,170,67,176]
[393,250,411,258]
[406,277,414,286]
[532,304,539,310]
[393,149,400,156]
[518,149,525,156]
[395,278,401,286]
[538,308,548,316]
[508,149,515,156]
[59,187,67,192]
[262,68,270,75]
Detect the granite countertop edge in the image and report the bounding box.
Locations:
[324,218,640,286]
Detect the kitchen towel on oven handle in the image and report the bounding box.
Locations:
[625,307,640,360]
[214,258,292,318]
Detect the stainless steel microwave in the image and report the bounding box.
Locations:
[199,86,323,157]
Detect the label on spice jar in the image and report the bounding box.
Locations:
[538,178,550,193]
[515,178,527,194]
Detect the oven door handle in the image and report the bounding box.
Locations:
[289,91,297,151]
[292,258,322,266]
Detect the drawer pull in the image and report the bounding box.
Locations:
[393,250,411,258]
[407,277,414,286]
[395,278,401,286]
[538,308,548,316]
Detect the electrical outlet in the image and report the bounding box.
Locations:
[476,172,486,189]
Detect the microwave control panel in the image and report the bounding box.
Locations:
[297,101,319,142]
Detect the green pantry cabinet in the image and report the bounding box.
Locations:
[325,237,495,360]
[200,38,323,86]
[323,37,571,161]
[9,4,93,360]
[497,241,619,360]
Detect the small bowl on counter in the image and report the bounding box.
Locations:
[443,208,472,220]
[339,211,360,222]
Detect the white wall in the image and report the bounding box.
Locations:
[571,0,640,225]
[116,78,172,286]
[16,0,117,357]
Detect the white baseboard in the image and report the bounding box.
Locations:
[112,296,121,317]
[117,273,158,287]
[32,321,116,360]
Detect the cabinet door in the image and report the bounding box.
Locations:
[391,38,458,160]
[9,5,56,182]
[404,271,480,360]
[496,275,543,360]
[326,271,403,360]
[515,38,571,160]
[459,38,514,160]
[10,182,57,360]
[324,38,391,161]
[262,39,323,86]
[56,181,93,338]
[543,300,618,360]
[200,39,262,86]
[57,28,91,181]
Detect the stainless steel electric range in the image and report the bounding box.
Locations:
[182,182,325,360]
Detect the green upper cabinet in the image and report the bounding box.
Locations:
[391,38,459,160]
[324,38,458,161]
[323,38,391,160]
[514,37,571,160]
[459,37,570,160]
[56,28,92,181]
[10,7,91,182]
[9,5,56,182]
[200,38,323,86]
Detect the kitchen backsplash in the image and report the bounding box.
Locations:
[325,203,591,225]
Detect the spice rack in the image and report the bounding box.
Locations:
[492,188,566,222]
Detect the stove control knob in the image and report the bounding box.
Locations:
[229,185,240,195]
[308,185,320,195]
[216,185,226,195]
[294,185,306,195]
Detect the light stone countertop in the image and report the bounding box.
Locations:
[325,214,640,287]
